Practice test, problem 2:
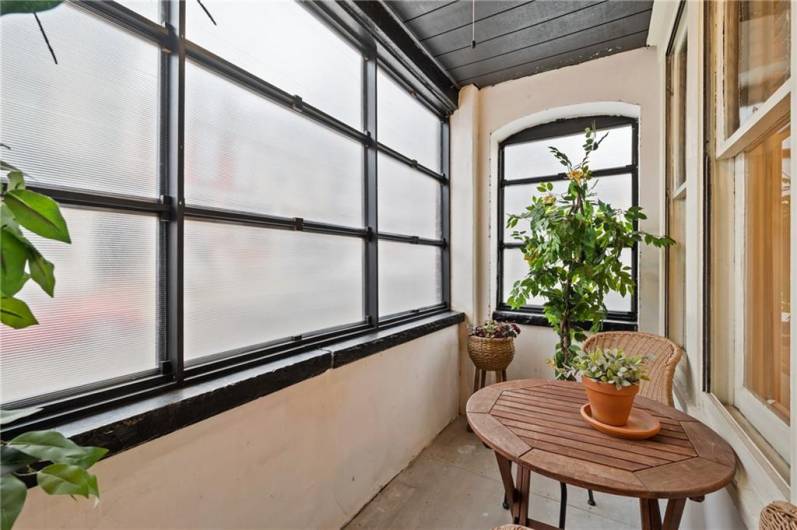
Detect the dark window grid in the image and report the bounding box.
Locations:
[496,116,639,323]
[5,0,450,418]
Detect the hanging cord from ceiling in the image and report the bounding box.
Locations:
[196,0,217,25]
[33,13,57,64]
[470,0,476,48]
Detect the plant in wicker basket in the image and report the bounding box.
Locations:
[468,321,520,371]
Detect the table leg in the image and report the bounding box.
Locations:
[495,453,515,512]
[640,499,662,530]
[663,499,686,530]
[515,465,531,526]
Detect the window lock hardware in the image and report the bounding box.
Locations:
[411,236,420,244]
[410,159,418,168]
[292,335,303,342]
[292,95,303,111]
[159,195,174,221]
[294,217,304,231]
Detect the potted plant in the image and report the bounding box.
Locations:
[468,320,521,372]
[506,126,673,379]
[571,348,648,426]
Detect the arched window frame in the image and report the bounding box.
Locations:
[496,115,640,325]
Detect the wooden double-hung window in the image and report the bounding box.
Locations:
[666,4,688,350]
[707,0,791,469]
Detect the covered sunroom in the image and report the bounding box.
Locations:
[0,0,795,529]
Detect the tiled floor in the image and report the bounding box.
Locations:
[345,417,643,530]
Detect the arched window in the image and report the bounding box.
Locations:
[496,115,639,325]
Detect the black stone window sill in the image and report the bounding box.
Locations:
[6,311,464,457]
[493,310,637,332]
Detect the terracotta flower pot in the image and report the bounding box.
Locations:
[581,377,639,426]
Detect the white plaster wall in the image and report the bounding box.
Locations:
[450,47,666,403]
[16,327,460,530]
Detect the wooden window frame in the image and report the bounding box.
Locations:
[708,0,792,467]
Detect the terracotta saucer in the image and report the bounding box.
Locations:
[580,403,661,440]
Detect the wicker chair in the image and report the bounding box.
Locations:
[760,501,797,530]
[582,331,683,406]
[557,331,684,528]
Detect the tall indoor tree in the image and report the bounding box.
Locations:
[506,127,674,379]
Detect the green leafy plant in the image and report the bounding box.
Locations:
[506,127,673,379]
[469,320,521,339]
[1,408,107,530]
[570,347,648,389]
[1,146,70,329]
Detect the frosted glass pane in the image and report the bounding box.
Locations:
[185,62,363,227]
[378,154,441,239]
[186,0,361,126]
[505,125,632,180]
[503,248,632,313]
[503,249,543,307]
[503,174,632,240]
[377,69,441,171]
[0,4,159,196]
[184,221,363,361]
[379,242,441,316]
[117,0,160,21]
[0,208,158,403]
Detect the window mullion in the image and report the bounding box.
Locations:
[164,0,185,382]
[441,120,451,308]
[364,45,379,327]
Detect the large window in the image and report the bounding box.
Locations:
[0,1,449,408]
[665,5,688,349]
[496,116,638,322]
[707,0,791,468]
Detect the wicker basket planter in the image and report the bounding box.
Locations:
[468,336,515,371]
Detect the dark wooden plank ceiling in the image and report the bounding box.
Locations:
[386,0,653,88]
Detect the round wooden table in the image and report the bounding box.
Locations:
[466,379,736,530]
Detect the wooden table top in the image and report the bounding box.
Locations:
[466,379,736,500]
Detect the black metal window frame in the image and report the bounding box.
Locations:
[6,0,451,426]
[496,115,640,323]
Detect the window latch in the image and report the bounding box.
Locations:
[292,95,303,111]
[160,195,174,222]
[294,217,304,231]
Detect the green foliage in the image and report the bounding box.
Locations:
[0,1,63,16]
[1,147,69,328]
[469,320,521,339]
[0,409,107,530]
[570,347,649,389]
[506,127,674,378]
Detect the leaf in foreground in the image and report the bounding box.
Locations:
[3,189,71,243]
[7,430,107,469]
[37,463,98,498]
[0,1,63,16]
[0,474,27,530]
[0,296,37,329]
[0,229,29,297]
[28,250,55,297]
[0,407,41,426]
